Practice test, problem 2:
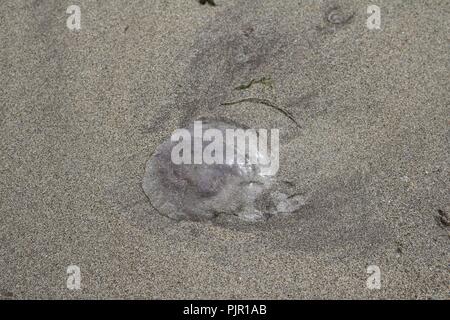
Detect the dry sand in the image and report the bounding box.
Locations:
[0,0,449,299]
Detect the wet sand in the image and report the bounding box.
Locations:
[0,0,449,299]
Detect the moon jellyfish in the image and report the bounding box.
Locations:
[142,119,305,222]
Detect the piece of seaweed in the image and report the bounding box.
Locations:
[221,98,301,128]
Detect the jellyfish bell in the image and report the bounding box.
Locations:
[142,119,304,223]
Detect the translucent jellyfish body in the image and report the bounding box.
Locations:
[142,119,304,222]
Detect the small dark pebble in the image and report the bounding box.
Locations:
[436,209,450,227]
[199,0,216,6]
